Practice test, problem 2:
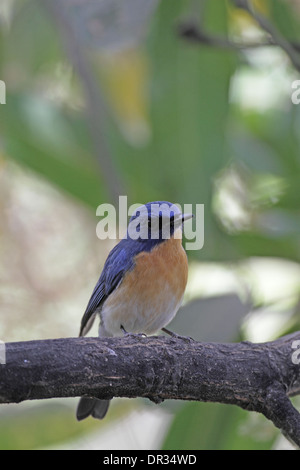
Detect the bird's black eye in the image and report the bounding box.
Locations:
[148,217,152,227]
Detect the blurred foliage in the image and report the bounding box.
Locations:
[0,0,299,450]
[162,401,276,450]
[0,403,93,450]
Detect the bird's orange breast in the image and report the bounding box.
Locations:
[101,234,188,336]
[132,235,188,299]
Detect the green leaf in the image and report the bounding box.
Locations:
[270,0,300,41]
[106,0,237,260]
[0,93,105,208]
[162,401,277,450]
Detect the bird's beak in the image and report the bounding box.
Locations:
[181,213,194,222]
[173,213,194,225]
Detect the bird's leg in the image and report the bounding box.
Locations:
[161,327,194,342]
[120,324,147,338]
[120,324,127,335]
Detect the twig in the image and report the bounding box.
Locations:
[178,23,300,53]
[0,332,299,447]
[232,0,300,72]
[44,0,125,205]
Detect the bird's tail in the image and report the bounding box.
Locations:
[76,322,112,421]
[76,397,110,421]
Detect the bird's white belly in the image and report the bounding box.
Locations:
[99,235,188,337]
[100,283,183,337]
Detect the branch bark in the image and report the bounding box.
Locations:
[0,332,300,446]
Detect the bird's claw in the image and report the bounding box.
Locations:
[120,325,147,339]
[161,327,194,343]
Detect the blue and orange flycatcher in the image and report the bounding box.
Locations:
[76,201,193,421]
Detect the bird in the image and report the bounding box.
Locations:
[76,201,193,421]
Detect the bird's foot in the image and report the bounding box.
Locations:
[161,327,194,343]
[120,324,147,338]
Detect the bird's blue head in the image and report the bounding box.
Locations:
[126,201,193,248]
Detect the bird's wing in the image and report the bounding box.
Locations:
[79,240,135,337]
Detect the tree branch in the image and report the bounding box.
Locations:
[179,0,300,73]
[0,332,300,446]
[233,0,300,72]
[178,24,278,50]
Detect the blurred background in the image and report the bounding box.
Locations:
[0,0,300,450]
